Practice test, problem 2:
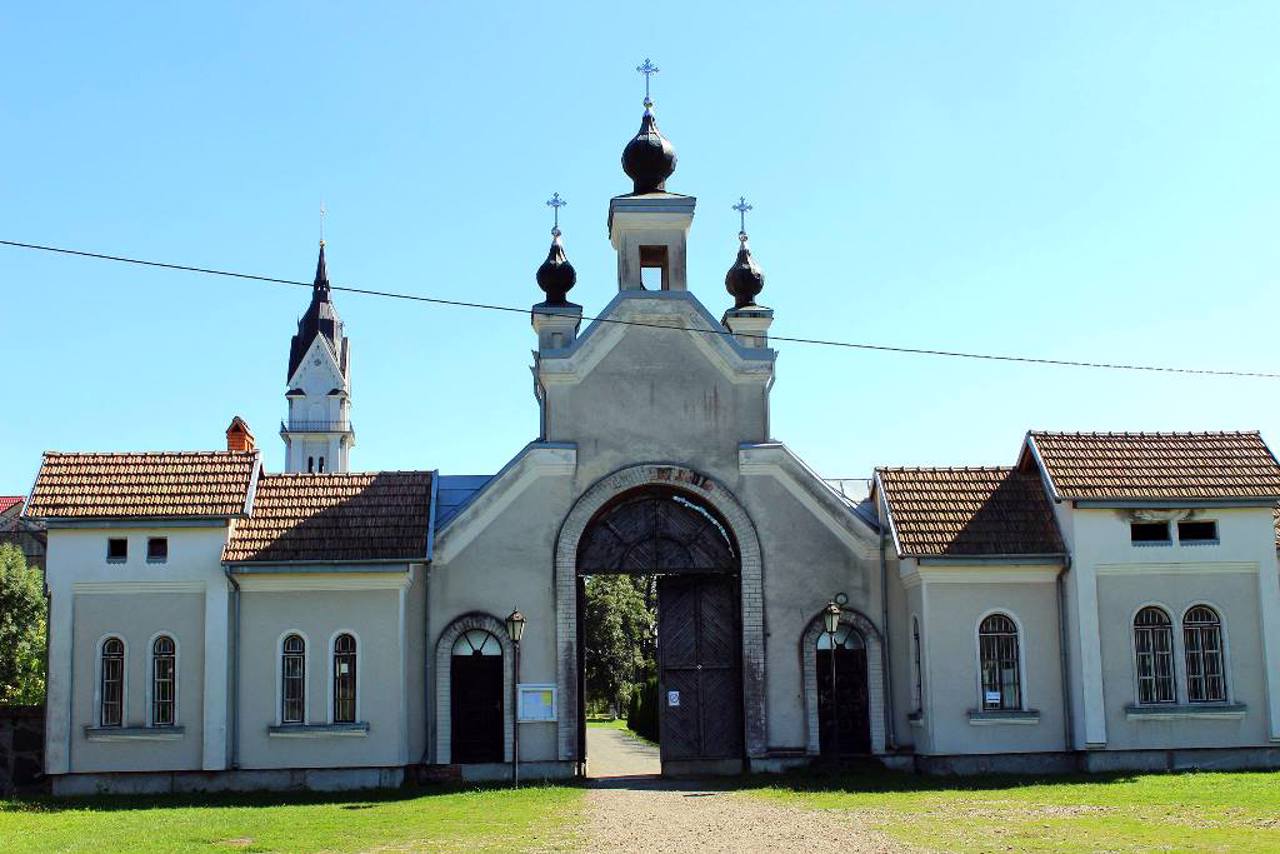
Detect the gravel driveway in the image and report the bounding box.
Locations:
[579,727,906,853]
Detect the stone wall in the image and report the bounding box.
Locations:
[0,705,44,794]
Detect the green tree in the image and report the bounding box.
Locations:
[582,575,654,715]
[0,543,46,705]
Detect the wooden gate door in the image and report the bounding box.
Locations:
[451,655,504,763]
[817,643,871,756]
[657,575,743,763]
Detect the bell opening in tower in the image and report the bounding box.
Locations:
[639,245,670,290]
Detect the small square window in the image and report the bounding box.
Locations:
[107,538,128,562]
[1177,520,1218,544]
[1130,522,1171,545]
[147,537,169,562]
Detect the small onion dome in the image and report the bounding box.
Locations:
[536,230,577,304]
[621,106,677,194]
[725,233,765,308]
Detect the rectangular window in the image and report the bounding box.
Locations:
[107,538,128,562]
[1177,520,1218,544]
[147,537,168,562]
[1130,521,1171,544]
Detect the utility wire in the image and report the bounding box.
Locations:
[3,237,1277,380]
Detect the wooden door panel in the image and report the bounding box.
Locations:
[451,656,503,763]
[658,669,700,760]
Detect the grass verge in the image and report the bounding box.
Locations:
[0,782,584,854]
[586,717,658,748]
[747,767,1280,853]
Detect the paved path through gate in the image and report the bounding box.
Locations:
[578,726,906,853]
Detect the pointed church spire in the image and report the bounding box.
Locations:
[313,240,331,301]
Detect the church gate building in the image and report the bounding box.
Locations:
[25,94,1280,794]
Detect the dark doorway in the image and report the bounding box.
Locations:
[657,574,743,763]
[451,629,503,764]
[817,624,871,756]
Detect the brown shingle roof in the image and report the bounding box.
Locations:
[877,467,1064,558]
[1028,431,1280,501]
[25,451,258,519]
[223,471,433,563]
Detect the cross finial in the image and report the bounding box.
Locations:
[636,58,660,109]
[732,196,753,239]
[319,200,327,246]
[546,192,567,236]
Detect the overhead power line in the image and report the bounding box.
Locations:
[2,238,1277,380]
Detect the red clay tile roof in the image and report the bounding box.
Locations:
[0,496,23,515]
[1028,431,1280,501]
[223,471,433,563]
[877,467,1065,558]
[25,452,258,519]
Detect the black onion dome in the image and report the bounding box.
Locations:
[725,235,765,308]
[622,108,677,194]
[536,232,577,304]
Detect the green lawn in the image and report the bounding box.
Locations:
[0,783,584,854]
[749,768,1280,853]
[585,717,658,748]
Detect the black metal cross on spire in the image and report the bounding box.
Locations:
[732,196,753,238]
[636,58,660,109]
[546,192,567,236]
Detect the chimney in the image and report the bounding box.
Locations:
[226,416,256,452]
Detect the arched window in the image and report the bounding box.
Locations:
[1183,606,1226,703]
[281,634,306,724]
[978,614,1021,710]
[1133,607,1175,704]
[318,456,326,473]
[333,633,357,723]
[100,637,125,727]
[911,617,923,713]
[307,456,315,473]
[452,629,502,656]
[151,635,177,726]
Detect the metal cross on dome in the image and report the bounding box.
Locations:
[636,58,660,108]
[546,192,566,236]
[732,196,753,237]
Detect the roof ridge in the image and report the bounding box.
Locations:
[1029,429,1263,438]
[42,449,258,458]
[876,465,1015,473]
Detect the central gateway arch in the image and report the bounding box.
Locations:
[555,464,767,775]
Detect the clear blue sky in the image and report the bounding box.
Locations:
[3,2,1278,491]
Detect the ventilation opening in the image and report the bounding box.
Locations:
[639,245,669,290]
[1178,520,1218,543]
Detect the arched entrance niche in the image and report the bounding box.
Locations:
[434,612,515,765]
[555,464,767,765]
[801,607,886,756]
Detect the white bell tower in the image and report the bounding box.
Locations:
[281,242,355,473]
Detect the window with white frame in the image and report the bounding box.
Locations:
[910,616,923,713]
[333,633,357,723]
[281,634,306,724]
[1183,605,1227,703]
[978,614,1021,710]
[100,637,125,727]
[1133,607,1176,704]
[151,635,176,726]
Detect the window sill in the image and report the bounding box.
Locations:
[268,722,370,738]
[1125,703,1246,721]
[84,725,185,742]
[968,710,1041,726]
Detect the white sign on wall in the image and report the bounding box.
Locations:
[667,690,680,707]
[518,684,557,722]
